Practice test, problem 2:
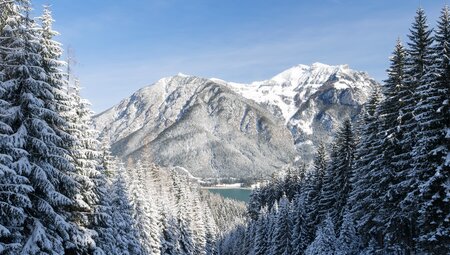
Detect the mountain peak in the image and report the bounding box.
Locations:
[270,63,353,86]
[176,72,191,77]
[229,63,377,124]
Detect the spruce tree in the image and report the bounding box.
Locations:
[267,200,278,248]
[203,209,217,255]
[0,1,87,253]
[172,174,195,255]
[0,101,33,254]
[317,143,338,225]
[318,120,355,232]
[337,208,360,255]
[412,6,450,253]
[367,40,408,251]
[284,166,302,200]
[247,187,261,220]
[0,2,33,254]
[348,89,383,247]
[291,194,308,255]
[252,206,269,255]
[269,194,291,255]
[127,161,160,254]
[110,162,144,255]
[39,7,112,252]
[242,221,255,255]
[389,8,434,252]
[191,192,207,255]
[305,215,338,255]
[305,143,327,240]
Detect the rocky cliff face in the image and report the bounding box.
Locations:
[93,63,378,178]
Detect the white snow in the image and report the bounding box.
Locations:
[224,63,373,125]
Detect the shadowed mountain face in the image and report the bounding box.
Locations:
[94,63,378,178]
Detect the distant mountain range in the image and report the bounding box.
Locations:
[93,63,378,178]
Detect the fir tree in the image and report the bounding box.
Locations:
[348,89,383,248]
[269,194,292,255]
[291,194,308,255]
[305,143,327,241]
[318,120,355,232]
[160,214,179,255]
[203,210,217,255]
[0,101,33,254]
[337,208,360,255]
[190,192,207,255]
[110,162,144,255]
[0,3,33,253]
[369,39,408,251]
[0,1,87,253]
[247,187,262,220]
[284,167,302,200]
[412,6,450,253]
[389,8,434,252]
[252,206,269,255]
[305,215,338,255]
[242,221,255,255]
[172,174,195,255]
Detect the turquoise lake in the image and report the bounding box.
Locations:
[206,188,252,203]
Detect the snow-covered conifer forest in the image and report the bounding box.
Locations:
[0,0,449,254]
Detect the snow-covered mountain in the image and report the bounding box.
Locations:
[222,63,378,161]
[93,75,296,178]
[93,63,378,178]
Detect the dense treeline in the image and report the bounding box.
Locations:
[0,1,247,254]
[101,160,246,255]
[219,6,449,255]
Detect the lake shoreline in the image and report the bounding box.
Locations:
[202,186,253,190]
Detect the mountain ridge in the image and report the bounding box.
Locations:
[93,63,378,178]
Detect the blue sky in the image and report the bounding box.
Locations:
[31,0,445,113]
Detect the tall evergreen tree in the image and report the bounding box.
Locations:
[0,97,33,254]
[318,120,355,232]
[389,8,434,252]
[0,1,88,253]
[0,2,33,254]
[305,215,338,255]
[247,187,261,220]
[304,142,327,241]
[367,40,408,251]
[337,208,360,255]
[269,194,291,255]
[348,89,383,248]
[39,7,111,253]
[252,206,269,255]
[412,6,450,253]
[171,174,195,255]
[109,162,144,255]
[190,192,207,255]
[291,194,308,255]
